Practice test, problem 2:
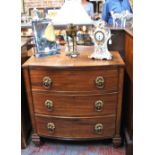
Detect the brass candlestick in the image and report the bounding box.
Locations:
[66,24,79,57]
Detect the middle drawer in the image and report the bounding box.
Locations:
[33,93,117,116]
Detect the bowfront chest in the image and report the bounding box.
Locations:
[23,46,125,147]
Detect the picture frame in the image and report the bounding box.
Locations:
[32,20,60,57]
[44,7,61,20]
[29,8,45,18]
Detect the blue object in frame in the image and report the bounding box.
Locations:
[102,0,132,25]
[32,20,60,57]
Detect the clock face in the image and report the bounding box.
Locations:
[94,31,105,42]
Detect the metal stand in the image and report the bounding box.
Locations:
[66,24,79,58]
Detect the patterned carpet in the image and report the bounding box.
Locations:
[21,139,125,155]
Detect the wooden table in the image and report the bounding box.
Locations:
[21,37,33,149]
[124,28,133,155]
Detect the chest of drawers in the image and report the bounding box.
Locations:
[23,46,125,147]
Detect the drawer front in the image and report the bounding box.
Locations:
[35,116,115,139]
[33,93,117,116]
[30,69,118,92]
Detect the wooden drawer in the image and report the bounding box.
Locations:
[33,92,117,116]
[30,69,118,92]
[35,115,115,139]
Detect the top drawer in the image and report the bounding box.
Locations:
[30,69,118,92]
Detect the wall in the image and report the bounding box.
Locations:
[24,0,64,14]
[21,0,24,13]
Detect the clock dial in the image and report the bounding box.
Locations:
[95,31,105,42]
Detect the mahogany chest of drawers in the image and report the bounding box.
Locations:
[23,46,125,147]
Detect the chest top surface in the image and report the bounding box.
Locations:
[23,46,125,68]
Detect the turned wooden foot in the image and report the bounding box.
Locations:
[112,136,122,147]
[32,133,41,146]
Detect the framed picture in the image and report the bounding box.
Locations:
[32,20,60,57]
[29,8,45,18]
[44,7,61,20]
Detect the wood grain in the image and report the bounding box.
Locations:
[23,46,125,145]
[30,68,118,92]
[125,33,133,82]
[113,67,124,147]
[35,115,116,139]
[23,49,125,68]
[23,68,37,133]
[21,38,32,149]
[124,31,133,154]
[33,92,117,116]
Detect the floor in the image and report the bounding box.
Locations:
[22,139,125,155]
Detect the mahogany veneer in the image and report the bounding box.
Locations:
[23,47,125,147]
[36,115,116,140]
[124,30,133,155]
[21,37,33,149]
[33,92,117,116]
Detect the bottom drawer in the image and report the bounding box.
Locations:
[35,115,116,140]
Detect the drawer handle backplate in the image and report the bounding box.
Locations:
[43,76,52,88]
[95,123,104,134]
[95,100,104,111]
[47,122,55,133]
[45,100,53,110]
[95,76,104,88]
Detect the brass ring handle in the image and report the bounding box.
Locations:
[47,122,55,132]
[45,100,53,110]
[95,123,103,134]
[43,76,52,88]
[95,100,104,112]
[95,76,104,88]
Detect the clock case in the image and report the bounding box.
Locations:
[89,21,112,60]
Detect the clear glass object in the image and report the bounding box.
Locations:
[111,10,133,28]
[32,20,60,57]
